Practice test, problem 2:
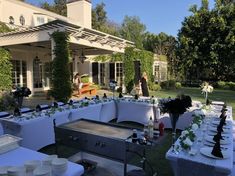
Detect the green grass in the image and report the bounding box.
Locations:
[149,87,235,118]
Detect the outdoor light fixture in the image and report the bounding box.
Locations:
[79,49,87,63]
[34,55,41,64]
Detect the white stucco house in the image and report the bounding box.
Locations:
[0,0,133,95]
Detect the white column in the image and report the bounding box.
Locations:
[27,57,34,96]
[89,61,92,83]
[98,62,100,85]
[51,38,55,61]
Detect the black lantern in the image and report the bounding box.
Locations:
[79,49,87,63]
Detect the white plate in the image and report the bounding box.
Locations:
[205,135,231,145]
[33,166,51,176]
[208,126,230,134]
[200,147,230,159]
[207,131,230,138]
[211,120,230,126]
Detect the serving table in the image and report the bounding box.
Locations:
[54,119,155,176]
[0,147,84,176]
[166,106,233,176]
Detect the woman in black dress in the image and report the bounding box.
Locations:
[140,72,149,97]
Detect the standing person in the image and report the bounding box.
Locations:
[74,73,83,95]
[140,72,149,97]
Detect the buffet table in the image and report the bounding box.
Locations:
[166,106,233,176]
[0,147,84,176]
[0,104,103,150]
[1,98,228,151]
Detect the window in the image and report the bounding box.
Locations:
[19,15,25,26]
[99,63,105,86]
[11,60,27,88]
[37,16,45,25]
[116,63,123,86]
[9,16,14,25]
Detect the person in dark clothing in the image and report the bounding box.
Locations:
[140,72,149,97]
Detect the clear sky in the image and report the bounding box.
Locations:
[26,0,215,37]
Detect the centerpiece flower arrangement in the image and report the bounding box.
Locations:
[13,87,31,108]
[158,94,192,149]
[178,115,203,150]
[44,102,64,117]
[201,82,213,105]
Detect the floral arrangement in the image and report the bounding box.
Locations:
[13,87,31,97]
[201,82,213,104]
[158,94,192,115]
[178,115,203,150]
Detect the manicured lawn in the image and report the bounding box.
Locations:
[149,87,235,118]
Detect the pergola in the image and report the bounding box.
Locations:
[0,20,134,56]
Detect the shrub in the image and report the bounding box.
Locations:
[160,80,176,90]
[175,82,182,89]
[228,82,235,91]
[216,81,235,90]
[0,91,16,111]
[149,82,161,91]
[168,80,176,88]
[217,81,226,89]
[81,76,89,83]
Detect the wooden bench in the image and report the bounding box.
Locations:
[73,83,97,96]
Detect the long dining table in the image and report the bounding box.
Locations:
[166,105,233,176]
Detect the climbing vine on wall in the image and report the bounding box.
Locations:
[92,53,124,62]
[0,22,12,91]
[124,47,154,93]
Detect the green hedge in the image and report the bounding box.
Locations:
[149,82,161,91]
[81,76,89,83]
[0,48,12,91]
[160,80,182,90]
[216,81,235,91]
[124,47,154,93]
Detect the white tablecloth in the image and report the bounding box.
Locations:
[99,101,116,122]
[1,116,54,151]
[70,103,102,122]
[159,111,195,130]
[117,101,156,125]
[0,104,103,150]
[0,147,84,176]
[166,108,233,176]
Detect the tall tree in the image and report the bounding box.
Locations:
[177,0,235,82]
[143,32,178,79]
[92,2,107,30]
[120,16,146,49]
[40,0,66,16]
